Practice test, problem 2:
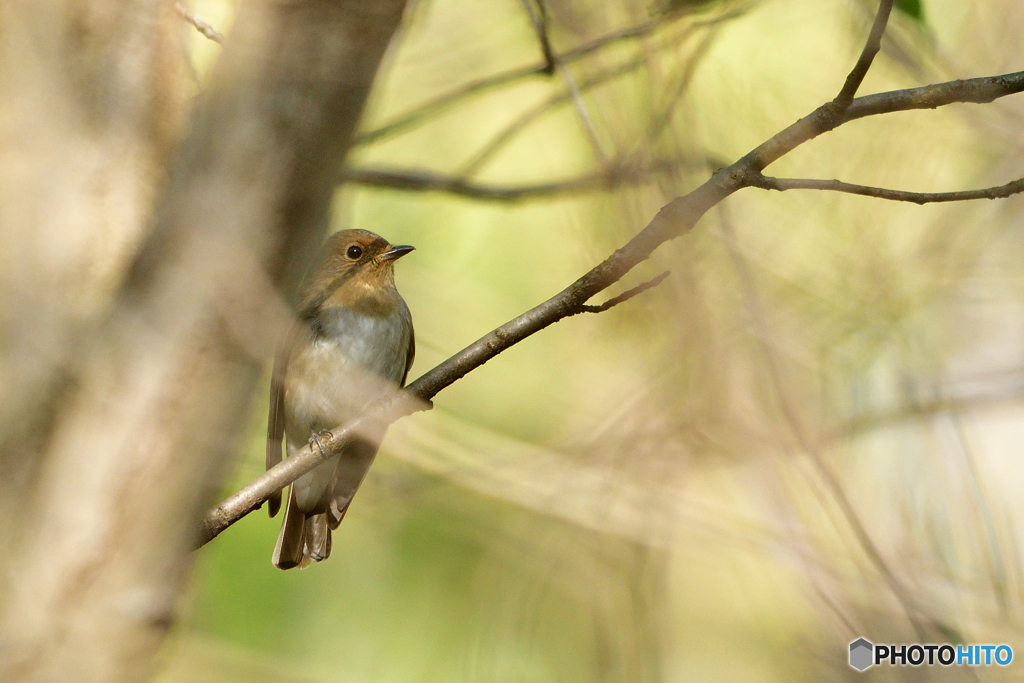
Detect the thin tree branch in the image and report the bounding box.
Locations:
[833,0,893,110]
[558,63,612,166]
[638,29,720,153]
[751,174,1024,204]
[519,0,556,75]
[175,2,225,45]
[354,9,744,146]
[843,71,1024,121]
[450,17,726,177]
[578,272,670,313]
[513,0,612,167]
[457,51,656,176]
[740,70,1024,174]
[341,163,679,201]
[200,59,1024,546]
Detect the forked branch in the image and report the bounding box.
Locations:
[578,272,670,314]
[834,0,893,109]
[353,8,745,145]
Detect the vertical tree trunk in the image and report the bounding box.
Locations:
[0,1,407,681]
[0,0,183,545]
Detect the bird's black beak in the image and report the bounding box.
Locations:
[380,244,415,262]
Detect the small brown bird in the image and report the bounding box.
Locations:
[267,229,415,569]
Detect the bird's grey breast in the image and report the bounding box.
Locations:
[284,303,411,440]
[318,304,411,380]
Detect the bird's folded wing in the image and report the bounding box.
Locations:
[327,439,378,529]
[266,325,304,517]
[401,322,415,388]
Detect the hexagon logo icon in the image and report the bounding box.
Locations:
[849,638,874,671]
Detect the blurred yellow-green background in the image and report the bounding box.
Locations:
[159,0,1024,680]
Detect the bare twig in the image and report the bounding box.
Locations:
[459,16,729,176]
[200,39,1024,544]
[341,163,678,201]
[638,29,720,153]
[517,0,611,165]
[458,53,654,176]
[354,9,744,145]
[579,272,670,313]
[175,2,225,45]
[519,0,556,75]
[740,71,1024,175]
[833,0,894,110]
[751,174,1024,204]
[844,72,1024,122]
[558,63,612,166]
[514,0,612,166]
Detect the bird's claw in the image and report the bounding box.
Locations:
[309,429,333,458]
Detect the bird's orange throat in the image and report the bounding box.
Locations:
[323,264,401,317]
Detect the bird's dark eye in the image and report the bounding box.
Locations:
[346,245,363,260]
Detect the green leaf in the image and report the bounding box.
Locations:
[895,0,923,21]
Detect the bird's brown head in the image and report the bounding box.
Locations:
[299,229,414,317]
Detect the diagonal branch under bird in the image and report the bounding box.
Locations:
[200,3,1024,554]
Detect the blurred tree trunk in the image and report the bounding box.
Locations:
[0,0,184,537]
[0,1,407,681]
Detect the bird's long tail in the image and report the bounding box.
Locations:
[303,513,332,562]
[272,487,334,569]
[272,486,306,569]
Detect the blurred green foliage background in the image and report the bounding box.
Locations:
[158,0,1024,680]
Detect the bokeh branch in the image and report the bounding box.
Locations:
[518,0,556,75]
[353,8,744,145]
[341,162,686,201]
